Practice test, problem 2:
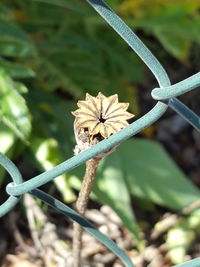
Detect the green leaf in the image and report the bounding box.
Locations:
[115,139,200,210]
[167,209,200,264]
[41,59,84,98]
[34,0,91,15]
[0,22,32,57]
[14,82,28,94]
[167,224,195,264]
[31,137,76,202]
[94,153,143,250]
[0,5,11,21]
[0,70,31,141]
[0,122,16,154]
[153,27,190,60]
[27,89,75,157]
[0,21,29,41]
[123,4,200,60]
[0,39,31,57]
[0,59,35,79]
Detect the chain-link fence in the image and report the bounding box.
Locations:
[0,0,200,266]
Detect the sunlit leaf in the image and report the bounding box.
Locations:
[0,70,31,141]
[115,139,200,210]
[167,225,195,264]
[153,27,190,60]
[166,209,200,264]
[31,137,76,203]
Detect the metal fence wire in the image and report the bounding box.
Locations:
[0,0,200,266]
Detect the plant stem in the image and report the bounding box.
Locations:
[72,157,100,267]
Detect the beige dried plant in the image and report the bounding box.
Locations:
[72,92,134,155]
[71,92,134,267]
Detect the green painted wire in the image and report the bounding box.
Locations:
[152,72,200,131]
[152,72,200,100]
[31,189,134,267]
[173,258,200,267]
[0,153,22,217]
[167,98,200,132]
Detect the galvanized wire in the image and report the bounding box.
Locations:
[152,72,200,100]
[174,258,200,267]
[0,0,200,266]
[0,153,22,217]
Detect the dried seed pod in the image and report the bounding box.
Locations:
[72,92,134,157]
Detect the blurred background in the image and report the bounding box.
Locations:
[0,0,200,266]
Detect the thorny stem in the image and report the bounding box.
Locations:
[72,157,100,267]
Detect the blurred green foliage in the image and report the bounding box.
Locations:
[0,0,200,257]
[118,0,200,60]
[166,208,200,264]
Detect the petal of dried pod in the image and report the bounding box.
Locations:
[97,92,106,100]
[77,100,98,117]
[95,98,102,118]
[89,123,102,136]
[73,112,97,122]
[102,94,118,117]
[75,118,97,129]
[99,122,109,139]
[73,107,97,118]
[104,121,118,134]
[103,122,116,136]
[106,120,129,129]
[85,93,100,116]
[107,111,135,121]
[105,102,130,118]
[89,122,101,136]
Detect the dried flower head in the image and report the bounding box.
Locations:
[72,92,134,138]
[72,92,134,155]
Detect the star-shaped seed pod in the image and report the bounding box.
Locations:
[72,93,135,259]
[72,92,135,155]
